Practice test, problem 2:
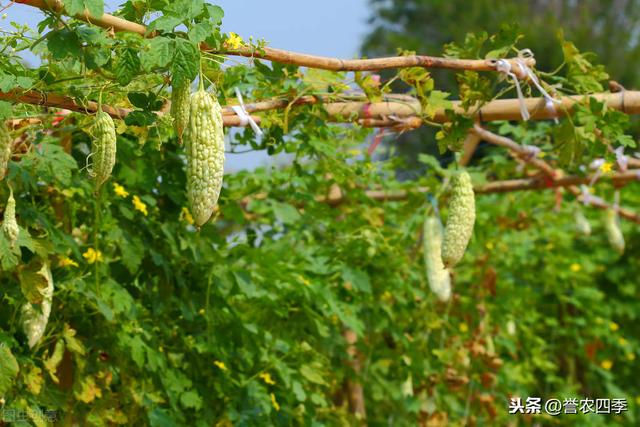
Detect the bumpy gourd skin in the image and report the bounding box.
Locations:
[574,209,591,236]
[184,90,224,227]
[423,216,451,301]
[2,188,19,247]
[21,262,54,349]
[442,171,476,268]
[170,81,191,143]
[0,121,12,179]
[91,111,117,189]
[604,209,625,254]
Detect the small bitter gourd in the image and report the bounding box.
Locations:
[2,187,19,247]
[90,111,117,189]
[0,121,12,179]
[171,80,191,144]
[423,216,451,301]
[604,209,625,254]
[442,171,476,267]
[574,208,591,236]
[21,261,54,349]
[184,90,225,227]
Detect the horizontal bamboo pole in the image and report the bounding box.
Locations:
[473,125,640,223]
[0,89,260,127]
[15,0,533,75]
[322,91,639,123]
[5,88,640,132]
[473,170,640,193]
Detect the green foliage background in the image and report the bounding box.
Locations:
[0,0,638,426]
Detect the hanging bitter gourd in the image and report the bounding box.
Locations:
[21,261,54,349]
[0,121,12,179]
[423,216,451,301]
[442,171,476,267]
[171,80,191,144]
[574,208,591,236]
[184,89,225,227]
[2,187,19,247]
[89,110,117,189]
[604,209,625,254]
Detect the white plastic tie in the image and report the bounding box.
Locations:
[580,185,592,205]
[588,158,605,186]
[522,144,541,159]
[231,87,263,136]
[614,146,628,172]
[496,59,529,121]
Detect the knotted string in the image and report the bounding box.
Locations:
[231,87,263,136]
[496,49,561,122]
[614,146,628,172]
[496,59,529,121]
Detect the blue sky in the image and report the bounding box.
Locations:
[1,1,370,170]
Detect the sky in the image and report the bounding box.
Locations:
[1,0,371,171]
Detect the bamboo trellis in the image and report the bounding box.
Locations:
[5,0,640,224]
[14,0,534,75]
[2,88,640,128]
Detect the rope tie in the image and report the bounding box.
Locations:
[496,59,529,121]
[588,158,605,187]
[231,88,263,136]
[614,146,628,172]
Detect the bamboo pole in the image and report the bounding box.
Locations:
[472,125,640,223]
[322,91,640,123]
[14,0,533,75]
[0,89,261,127]
[5,88,640,128]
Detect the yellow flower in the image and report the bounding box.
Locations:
[132,195,148,216]
[459,323,469,333]
[485,241,494,250]
[82,248,103,264]
[600,359,613,370]
[618,337,628,346]
[570,263,581,273]
[113,183,129,198]
[59,256,79,268]
[610,322,619,332]
[626,352,636,362]
[599,162,613,174]
[636,396,640,406]
[224,32,244,49]
[259,372,276,385]
[198,308,206,315]
[181,207,194,225]
[214,360,227,371]
[270,393,280,411]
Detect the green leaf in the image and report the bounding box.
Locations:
[188,21,214,44]
[141,37,173,71]
[171,39,200,87]
[63,0,104,17]
[299,364,326,385]
[18,258,52,304]
[115,48,141,86]
[204,4,224,24]
[272,202,301,225]
[0,101,12,120]
[0,345,19,395]
[148,408,179,427]
[125,110,157,126]
[341,266,371,293]
[166,0,204,21]
[47,29,82,60]
[180,390,203,410]
[150,15,182,33]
